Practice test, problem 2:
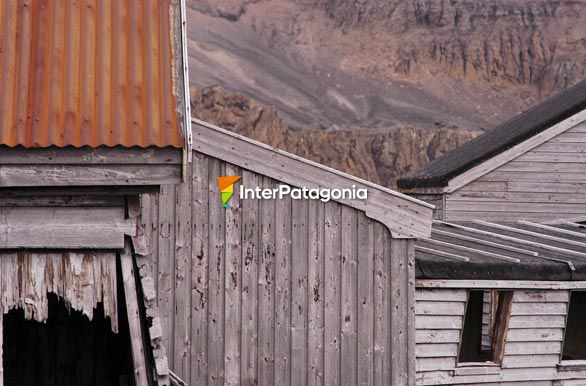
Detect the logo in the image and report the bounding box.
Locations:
[218,176,241,208]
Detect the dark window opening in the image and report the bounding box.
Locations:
[3,290,135,386]
[562,291,586,360]
[458,290,513,364]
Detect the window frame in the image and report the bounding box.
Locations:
[457,289,513,367]
[560,290,586,368]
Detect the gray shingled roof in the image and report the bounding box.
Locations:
[398,80,586,189]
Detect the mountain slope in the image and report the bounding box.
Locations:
[191,85,479,187]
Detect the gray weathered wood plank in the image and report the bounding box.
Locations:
[308,200,325,386]
[207,159,226,386]
[121,246,149,386]
[324,202,342,386]
[0,164,181,186]
[274,193,292,386]
[357,213,374,386]
[224,163,242,386]
[191,152,210,385]
[291,198,309,385]
[174,161,193,380]
[258,176,276,386]
[240,169,260,386]
[341,206,358,386]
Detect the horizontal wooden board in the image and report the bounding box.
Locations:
[498,161,586,173]
[449,191,586,204]
[446,200,586,214]
[506,328,564,342]
[415,330,461,344]
[511,303,568,316]
[505,341,562,355]
[482,171,586,183]
[0,147,182,164]
[415,289,467,302]
[415,315,463,330]
[415,301,466,316]
[0,207,134,249]
[0,164,181,186]
[508,315,566,329]
[513,291,569,303]
[415,343,459,358]
[416,357,456,372]
[532,142,586,153]
[0,195,125,207]
[502,354,560,369]
[445,211,572,222]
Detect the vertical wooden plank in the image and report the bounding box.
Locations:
[308,200,325,386]
[158,183,176,358]
[258,176,276,385]
[241,170,260,386]
[324,202,342,386]
[0,256,3,386]
[121,246,149,386]
[373,223,390,386]
[224,163,242,386]
[0,312,3,386]
[357,213,374,386]
[174,162,193,380]
[291,198,308,385]
[207,158,226,386]
[274,193,292,386]
[390,239,408,386]
[406,240,416,385]
[341,206,358,386]
[192,152,209,385]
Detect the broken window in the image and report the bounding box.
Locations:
[458,290,513,364]
[562,291,586,361]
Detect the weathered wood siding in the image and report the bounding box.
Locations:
[415,288,586,385]
[140,151,416,386]
[0,252,118,330]
[444,121,586,221]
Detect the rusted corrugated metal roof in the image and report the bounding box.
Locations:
[0,0,185,148]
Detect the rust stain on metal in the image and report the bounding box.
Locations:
[0,0,183,148]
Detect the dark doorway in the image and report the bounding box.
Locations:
[3,292,135,386]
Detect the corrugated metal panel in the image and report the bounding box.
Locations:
[0,0,184,148]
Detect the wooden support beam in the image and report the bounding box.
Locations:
[420,238,521,263]
[416,279,586,290]
[121,244,149,386]
[435,221,583,267]
[517,220,586,239]
[473,220,586,249]
[415,246,470,262]
[432,228,538,256]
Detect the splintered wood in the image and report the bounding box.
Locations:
[0,252,118,332]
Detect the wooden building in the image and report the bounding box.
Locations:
[0,1,190,385]
[0,2,437,386]
[141,119,434,386]
[398,81,586,385]
[398,80,586,222]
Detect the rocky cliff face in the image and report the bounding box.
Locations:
[313,0,584,94]
[192,85,479,187]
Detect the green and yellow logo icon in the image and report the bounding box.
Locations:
[218,176,241,208]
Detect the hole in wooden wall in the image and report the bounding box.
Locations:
[2,292,135,386]
[458,290,513,364]
[562,291,586,360]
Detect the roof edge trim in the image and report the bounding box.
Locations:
[191,118,434,239]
